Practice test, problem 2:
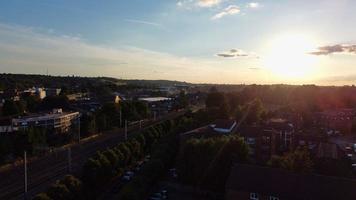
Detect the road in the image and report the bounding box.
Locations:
[0,111,185,200]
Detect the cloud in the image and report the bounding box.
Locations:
[0,23,222,82]
[197,0,222,7]
[211,5,240,20]
[124,19,162,27]
[246,2,260,9]
[318,74,356,84]
[216,49,258,58]
[310,44,356,55]
[177,0,222,9]
[248,67,261,70]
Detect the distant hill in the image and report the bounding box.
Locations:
[0,73,192,91]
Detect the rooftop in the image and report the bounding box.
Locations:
[211,119,236,130]
[138,97,172,102]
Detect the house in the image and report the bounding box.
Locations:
[139,97,173,116]
[67,92,90,101]
[266,118,294,152]
[292,129,326,151]
[316,142,345,160]
[210,119,237,134]
[0,118,13,134]
[226,164,356,200]
[314,108,355,134]
[45,88,61,97]
[237,126,277,163]
[1,89,20,102]
[23,87,47,99]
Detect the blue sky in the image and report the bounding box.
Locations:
[1,0,356,85]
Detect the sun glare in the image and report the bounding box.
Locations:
[263,33,319,81]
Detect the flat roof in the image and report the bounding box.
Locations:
[13,111,79,122]
[139,97,172,102]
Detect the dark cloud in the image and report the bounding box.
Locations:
[310,44,356,55]
[216,49,257,58]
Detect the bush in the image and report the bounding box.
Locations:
[46,183,71,200]
[32,193,52,200]
[59,175,82,198]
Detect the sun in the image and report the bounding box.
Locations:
[263,33,319,81]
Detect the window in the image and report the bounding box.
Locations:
[269,196,279,200]
[250,192,259,200]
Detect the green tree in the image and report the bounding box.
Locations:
[2,99,23,116]
[268,147,313,173]
[245,98,265,124]
[96,113,107,132]
[177,135,249,189]
[80,114,96,136]
[32,193,52,200]
[27,127,47,155]
[40,95,69,111]
[46,183,71,200]
[175,90,189,109]
[59,175,82,199]
[205,90,226,108]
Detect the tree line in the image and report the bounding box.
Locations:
[32,114,197,200]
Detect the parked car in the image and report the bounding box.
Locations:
[121,175,131,182]
[125,171,135,177]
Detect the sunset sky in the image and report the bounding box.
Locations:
[1,0,356,85]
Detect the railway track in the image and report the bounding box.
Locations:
[0,111,184,199]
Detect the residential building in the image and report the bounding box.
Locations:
[226,164,356,200]
[238,126,277,163]
[67,92,90,101]
[266,118,294,152]
[45,88,61,96]
[139,97,173,116]
[0,118,12,134]
[23,87,47,99]
[314,108,355,134]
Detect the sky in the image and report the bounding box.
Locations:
[0,0,356,85]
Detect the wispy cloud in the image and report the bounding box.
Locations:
[211,5,240,20]
[0,23,231,83]
[176,0,222,9]
[248,67,261,70]
[216,49,259,58]
[124,19,163,27]
[197,0,222,7]
[246,2,260,9]
[310,44,356,55]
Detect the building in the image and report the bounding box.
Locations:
[210,119,237,134]
[23,87,47,99]
[45,88,61,97]
[0,118,13,134]
[226,164,356,200]
[238,126,277,163]
[292,129,326,151]
[314,108,355,134]
[316,142,345,160]
[266,118,294,152]
[139,97,173,116]
[12,109,80,133]
[67,93,90,101]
